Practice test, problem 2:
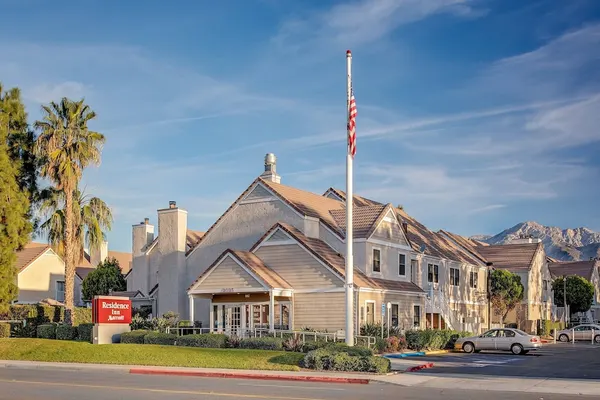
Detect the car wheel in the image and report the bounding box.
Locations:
[559,334,569,342]
[463,342,475,354]
[594,335,600,344]
[511,344,524,355]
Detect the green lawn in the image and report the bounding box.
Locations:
[0,339,304,371]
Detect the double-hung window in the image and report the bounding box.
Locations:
[413,305,421,327]
[56,281,65,302]
[398,254,406,276]
[450,268,460,286]
[427,264,439,283]
[372,249,381,273]
[469,271,478,288]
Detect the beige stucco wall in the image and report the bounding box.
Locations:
[17,250,82,305]
[358,290,425,331]
[293,292,346,332]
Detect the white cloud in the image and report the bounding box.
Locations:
[272,0,481,53]
[25,81,90,104]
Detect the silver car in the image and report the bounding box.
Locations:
[556,324,600,343]
[455,328,542,355]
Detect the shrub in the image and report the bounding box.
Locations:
[56,324,78,340]
[37,324,57,339]
[303,348,390,373]
[77,323,94,343]
[0,322,10,338]
[322,342,373,357]
[405,329,472,351]
[283,337,304,352]
[239,337,283,350]
[144,332,177,345]
[226,335,241,348]
[120,330,150,344]
[176,334,227,348]
[178,320,192,327]
[73,307,92,325]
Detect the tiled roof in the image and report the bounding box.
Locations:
[231,250,292,289]
[260,179,345,236]
[396,209,480,265]
[439,230,488,265]
[329,204,389,238]
[323,188,382,207]
[186,230,205,249]
[274,222,424,294]
[475,243,541,271]
[548,260,598,280]
[15,243,50,272]
[108,251,133,274]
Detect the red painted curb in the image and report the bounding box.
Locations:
[129,368,370,384]
[405,362,434,372]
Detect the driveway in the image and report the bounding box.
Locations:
[401,343,600,380]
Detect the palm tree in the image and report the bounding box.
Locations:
[34,98,105,324]
[39,187,113,267]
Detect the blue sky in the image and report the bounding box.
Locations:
[1,0,599,252]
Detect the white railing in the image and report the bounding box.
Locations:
[425,290,460,331]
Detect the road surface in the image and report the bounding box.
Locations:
[0,368,597,400]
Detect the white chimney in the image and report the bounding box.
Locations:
[260,153,281,183]
[132,218,155,257]
[90,241,109,267]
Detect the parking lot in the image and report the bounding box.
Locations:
[403,343,600,380]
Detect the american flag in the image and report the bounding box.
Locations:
[347,88,357,157]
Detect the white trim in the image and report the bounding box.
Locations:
[258,239,297,247]
[324,189,344,202]
[188,252,270,293]
[367,208,411,246]
[144,239,158,255]
[389,301,400,328]
[356,238,413,251]
[239,197,279,205]
[371,247,382,274]
[449,266,460,287]
[294,287,345,293]
[319,220,345,241]
[190,287,268,295]
[398,252,407,277]
[253,227,298,251]
[358,287,426,297]
[412,303,422,329]
[365,300,376,325]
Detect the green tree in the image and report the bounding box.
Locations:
[82,257,126,301]
[552,275,594,315]
[490,269,525,325]
[35,98,105,324]
[0,113,32,313]
[39,188,112,265]
[0,84,39,227]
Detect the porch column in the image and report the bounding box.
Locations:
[188,295,195,323]
[269,290,275,332]
[209,304,214,333]
[438,313,441,330]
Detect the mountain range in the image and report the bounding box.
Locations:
[471,221,600,262]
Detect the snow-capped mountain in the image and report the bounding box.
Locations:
[472,221,600,261]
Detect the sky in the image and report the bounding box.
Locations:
[1,0,599,252]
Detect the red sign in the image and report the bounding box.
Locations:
[92,296,132,324]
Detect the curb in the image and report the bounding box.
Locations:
[424,350,449,355]
[384,352,425,358]
[129,368,370,384]
[404,363,434,372]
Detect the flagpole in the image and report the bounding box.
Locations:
[345,49,354,346]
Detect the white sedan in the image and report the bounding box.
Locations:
[455,328,542,355]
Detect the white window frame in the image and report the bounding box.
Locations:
[412,304,421,329]
[427,263,439,283]
[398,253,406,277]
[469,271,478,289]
[55,280,65,302]
[372,248,382,274]
[450,267,460,286]
[390,302,400,328]
[365,300,376,325]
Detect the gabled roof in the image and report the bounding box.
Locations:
[15,243,51,272]
[252,222,424,294]
[323,188,382,207]
[107,250,133,274]
[548,260,599,281]
[188,248,292,291]
[476,243,542,271]
[76,266,95,281]
[329,203,390,238]
[186,230,205,249]
[439,230,488,265]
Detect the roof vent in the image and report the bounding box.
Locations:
[169,201,177,209]
[144,217,150,224]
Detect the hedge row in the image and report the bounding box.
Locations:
[303,347,390,373]
[1,304,92,338]
[404,329,472,351]
[35,323,94,342]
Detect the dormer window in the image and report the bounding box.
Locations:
[372,248,381,273]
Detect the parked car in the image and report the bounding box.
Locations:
[455,328,542,355]
[556,324,600,343]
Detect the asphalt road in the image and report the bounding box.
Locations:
[407,342,600,379]
[0,368,596,400]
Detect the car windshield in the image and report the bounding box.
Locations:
[513,329,529,336]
